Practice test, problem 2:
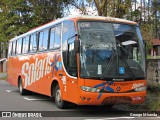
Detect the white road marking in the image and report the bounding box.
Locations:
[104,117,135,119]
[23,97,50,101]
[85,119,103,120]
[6,90,17,92]
[6,90,51,101]
[85,117,135,120]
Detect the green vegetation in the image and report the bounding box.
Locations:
[0,76,7,80]
[0,73,7,80]
[0,0,69,43]
[142,88,160,111]
[147,55,160,59]
[128,84,160,111]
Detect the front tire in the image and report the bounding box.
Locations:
[18,78,28,95]
[55,84,68,109]
[103,104,114,109]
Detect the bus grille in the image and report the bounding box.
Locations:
[102,96,132,105]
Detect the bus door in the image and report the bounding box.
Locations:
[66,37,78,102]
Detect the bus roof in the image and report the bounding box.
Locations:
[9,15,137,42]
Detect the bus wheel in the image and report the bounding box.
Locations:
[18,78,28,95]
[55,84,68,109]
[103,104,114,109]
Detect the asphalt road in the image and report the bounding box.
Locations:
[0,80,159,120]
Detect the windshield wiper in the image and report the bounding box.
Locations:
[100,48,116,79]
[101,40,136,80]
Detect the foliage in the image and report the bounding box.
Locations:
[0,0,31,42]
[140,24,153,48]
[0,0,68,43]
[67,0,132,17]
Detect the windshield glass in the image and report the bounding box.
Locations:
[78,21,145,80]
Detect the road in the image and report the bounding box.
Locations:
[0,80,159,120]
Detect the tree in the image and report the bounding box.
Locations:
[0,0,69,43]
[28,0,66,26]
[64,0,97,15]
[0,0,31,42]
[151,0,160,38]
[67,0,132,18]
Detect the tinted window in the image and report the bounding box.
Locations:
[16,38,22,54]
[12,41,16,55]
[68,39,76,67]
[49,27,55,49]
[30,34,38,52]
[62,20,77,77]
[8,42,12,56]
[39,29,49,51]
[49,24,61,49]
[54,25,61,48]
[22,36,29,53]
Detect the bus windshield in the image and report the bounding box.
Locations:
[78,21,145,80]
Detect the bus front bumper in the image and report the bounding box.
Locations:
[78,91,146,105]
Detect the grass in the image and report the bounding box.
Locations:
[147,55,160,59]
[145,91,160,111]
[129,85,160,111]
[0,73,7,80]
[0,76,7,80]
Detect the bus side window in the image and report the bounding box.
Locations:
[8,42,13,56]
[39,29,49,51]
[16,38,22,54]
[49,24,61,49]
[30,34,38,52]
[22,36,29,54]
[54,25,61,48]
[49,27,55,49]
[12,41,16,55]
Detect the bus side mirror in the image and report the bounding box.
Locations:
[74,40,80,53]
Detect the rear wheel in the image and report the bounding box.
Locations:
[18,78,28,95]
[54,84,68,109]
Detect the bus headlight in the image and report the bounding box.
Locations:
[80,86,100,93]
[135,86,146,92]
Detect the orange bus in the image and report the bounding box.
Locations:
[7,15,146,109]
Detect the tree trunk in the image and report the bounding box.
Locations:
[113,0,115,17]
[143,0,145,22]
[148,0,150,22]
[106,0,108,16]
[0,42,1,58]
[131,1,133,20]
[94,0,102,16]
[135,0,137,11]
[140,0,142,25]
